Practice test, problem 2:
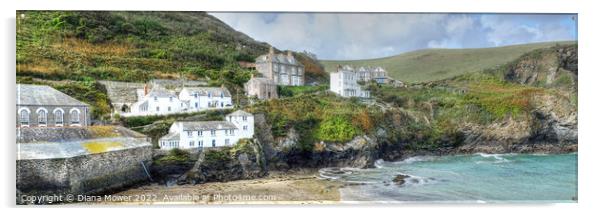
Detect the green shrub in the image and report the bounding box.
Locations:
[316,115,360,142]
[155,148,190,165]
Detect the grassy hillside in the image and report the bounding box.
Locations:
[16,11,325,83]
[321,41,576,83]
[16,11,327,120]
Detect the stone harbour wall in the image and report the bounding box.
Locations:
[17,145,153,204]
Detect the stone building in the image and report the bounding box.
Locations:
[255,47,305,86]
[159,110,254,150]
[16,84,90,127]
[356,66,389,83]
[244,76,278,100]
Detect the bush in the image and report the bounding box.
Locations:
[155,148,190,165]
[316,115,360,142]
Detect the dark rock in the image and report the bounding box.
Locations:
[392,174,411,185]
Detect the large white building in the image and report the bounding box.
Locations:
[329,66,371,98]
[124,86,232,117]
[159,110,254,150]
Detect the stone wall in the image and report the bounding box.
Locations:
[17,126,148,143]
[17,145,153,204]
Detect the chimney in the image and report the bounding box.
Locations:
[287,50,292,58]
[269,46,274,55]
[144,84,149,95]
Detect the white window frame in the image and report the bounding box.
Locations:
[18,107,30,127]
[53,108,64,127]
[69,108,81,126]
[36,107,48,127]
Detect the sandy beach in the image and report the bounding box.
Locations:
[90,170,342,205]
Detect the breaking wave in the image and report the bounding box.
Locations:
[474,153,513,163]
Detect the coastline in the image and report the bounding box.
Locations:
[91,170,342,205]
[60,151,579,205]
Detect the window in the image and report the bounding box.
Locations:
[195,102,198,108]
[220,92,224,98]
[198,131,202,136]
[189,141,194,147]
[187,131,193,137]
[54,109,63,126]
[154,96,158,101]
[169,97,173,102]
[243,116,247,121]
[220,102,224,107]
[37,109,47,125]
[156,106,160,112]
[19,109,29,126]
[212,140,216,147]
[208,93,212,98]
[243,125,248,131]
[211,129,216,136]
[230,129,234,135]
[198,141,203,147]
[225,139,230,145]
[194,93,198,98]
[168,106,171,111]
[70,109,80,124]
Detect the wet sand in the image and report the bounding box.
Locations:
[93,170,342,205]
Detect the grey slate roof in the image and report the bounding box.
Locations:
[148,88,176,98]
[16,84,88,106]
[183,87,232,97]
[179,121,238,131]
[98,81,145,104]
[160,132,180,141]
[227,110,253,117]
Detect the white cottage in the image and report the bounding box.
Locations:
[330,67,370,98]
[123,86,232,117]
[129,87,185,116]
[159,110,254,150]
[178,87,233,111]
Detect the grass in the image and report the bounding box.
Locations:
[88,125,120,138]
[277,85,328,97]
[250,92,378,149]
[321,41,576,83]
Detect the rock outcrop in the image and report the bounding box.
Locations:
[183,139,268,184]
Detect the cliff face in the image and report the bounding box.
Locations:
[250,45,578,170]
[502,45,577,90]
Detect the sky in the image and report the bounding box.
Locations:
[210,13,577,60]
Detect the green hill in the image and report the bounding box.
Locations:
[321,41,576,83]
[16,11,325,83]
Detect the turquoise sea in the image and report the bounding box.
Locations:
[319,153,577,203]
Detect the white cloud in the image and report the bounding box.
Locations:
[210,13,576,60]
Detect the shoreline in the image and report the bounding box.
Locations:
[90,170,342,205]
[69,151,577,205]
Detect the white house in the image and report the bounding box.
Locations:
[159,110,254,150]
[178,87,233,111]
[330,67,371,98]
[129,87,185,116]
[123,86,232,117]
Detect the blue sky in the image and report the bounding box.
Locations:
[210,13,577,60]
